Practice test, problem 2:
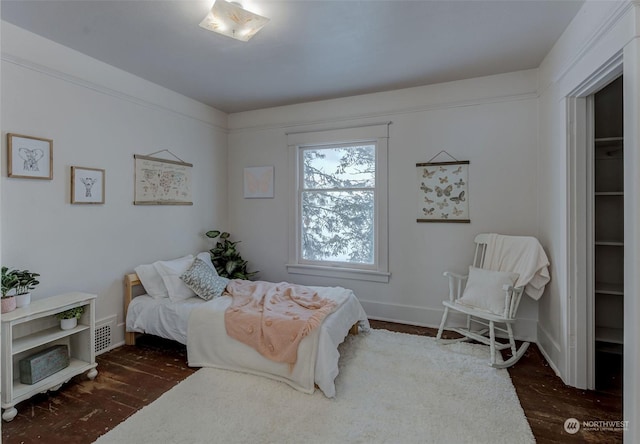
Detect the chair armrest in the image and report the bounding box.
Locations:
[443,271,468,302]
[500,284,526,319]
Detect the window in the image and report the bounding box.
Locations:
[287,124,390,282]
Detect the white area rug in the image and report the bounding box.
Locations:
[95,330,534,444]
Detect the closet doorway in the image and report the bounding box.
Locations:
[590,76,623,392]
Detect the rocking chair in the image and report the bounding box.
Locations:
[436,233,549,368]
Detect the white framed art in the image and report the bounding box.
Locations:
[416,160,469,223]
[244,166,274,198]
[71,166,105,204]
[7,133,53,180]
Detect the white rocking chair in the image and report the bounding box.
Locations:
[436,233,530,368]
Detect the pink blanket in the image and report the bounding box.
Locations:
[224,280,338,365]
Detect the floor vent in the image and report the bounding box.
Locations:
[95,315,116,355]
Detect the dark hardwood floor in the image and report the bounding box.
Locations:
[2,321,623,444]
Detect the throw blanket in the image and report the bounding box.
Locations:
[224,280,339,365]
[483,233,551,300]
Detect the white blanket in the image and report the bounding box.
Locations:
[483,233,550,300]
[186,286,368,397]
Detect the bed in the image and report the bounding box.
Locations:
[124,265,369,398]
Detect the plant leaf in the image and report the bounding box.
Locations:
[206,230,220,238]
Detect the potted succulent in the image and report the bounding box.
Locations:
[10,269,40,308]
[1,266,19,314]
[205,230,258,280]
[56,306,85,330]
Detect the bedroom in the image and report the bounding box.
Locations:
[0,0,639,442]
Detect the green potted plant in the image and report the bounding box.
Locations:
[1,266,19,314]
[56,306,85,330]
[10,269,40,308]
[205,230,258,280]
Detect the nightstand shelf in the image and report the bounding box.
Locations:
[1,292,98,422]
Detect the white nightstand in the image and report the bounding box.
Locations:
[1,292,98,421]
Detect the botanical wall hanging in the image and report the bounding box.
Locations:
[416,151,470,223]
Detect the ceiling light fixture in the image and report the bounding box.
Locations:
[199,0,269,42]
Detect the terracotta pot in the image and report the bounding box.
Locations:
[15,292,31,308]
[1,296,17,314]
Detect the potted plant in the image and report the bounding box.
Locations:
[10,269,40,308]
[56,306,85,330]
[1,267,19,314]
[205,230,258,280]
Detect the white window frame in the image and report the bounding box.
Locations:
[286,124,390,283]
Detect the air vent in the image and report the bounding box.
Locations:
[95,315,116,355]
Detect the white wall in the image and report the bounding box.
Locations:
[228,70,541,339]
[1,23,228,345]
[536,1,639,440]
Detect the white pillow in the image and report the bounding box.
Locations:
[457,266,520,316]
[153,255,196,302]
[134,263,169,299]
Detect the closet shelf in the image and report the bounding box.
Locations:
[595,326,623,344]
[595,241,624,247]
[595,282,623,295]
[594,191,623,196]
[594,137,623,142]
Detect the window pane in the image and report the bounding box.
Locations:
[301,190,374,264]
[303,145,375,190]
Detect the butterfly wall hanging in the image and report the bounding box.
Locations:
[416,158,469,223]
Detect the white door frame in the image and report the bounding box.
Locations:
[565,53,622,389]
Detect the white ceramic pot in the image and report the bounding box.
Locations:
[15,292,31,308]
[60,318,78,330]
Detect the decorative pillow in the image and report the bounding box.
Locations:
[457,266,520,316]
[153,255,196,302]
[180,257,229,301]
[195,251,216,272]
[134,263,169,299]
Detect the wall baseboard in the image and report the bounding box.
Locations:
[536,323,563,379]
[360,299,537,342]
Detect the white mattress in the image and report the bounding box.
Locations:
[126,287,369,397]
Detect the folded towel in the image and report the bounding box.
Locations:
[483,234,551,300]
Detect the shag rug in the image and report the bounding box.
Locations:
[95,329,534,444]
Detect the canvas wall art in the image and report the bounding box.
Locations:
[416,160,470,223]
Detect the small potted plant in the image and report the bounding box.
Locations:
[56,306,85,330]
[1,267,19,314]
[10,269,40,308]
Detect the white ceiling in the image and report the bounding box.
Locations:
[1,0,583,113]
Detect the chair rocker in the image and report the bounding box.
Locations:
[436,234,530,368]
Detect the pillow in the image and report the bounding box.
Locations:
[180,257,229,301]
[134,263,169,299]
[457,266,520,316]
[195,251,216,272]
[153,255,196,302]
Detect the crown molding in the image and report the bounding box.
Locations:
[2,52,228,132]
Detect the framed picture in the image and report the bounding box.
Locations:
[134,155,193,205]
[244,166,274,198]
[416,160,470,223]
[71,166,105,204]
[7,133,53,179]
